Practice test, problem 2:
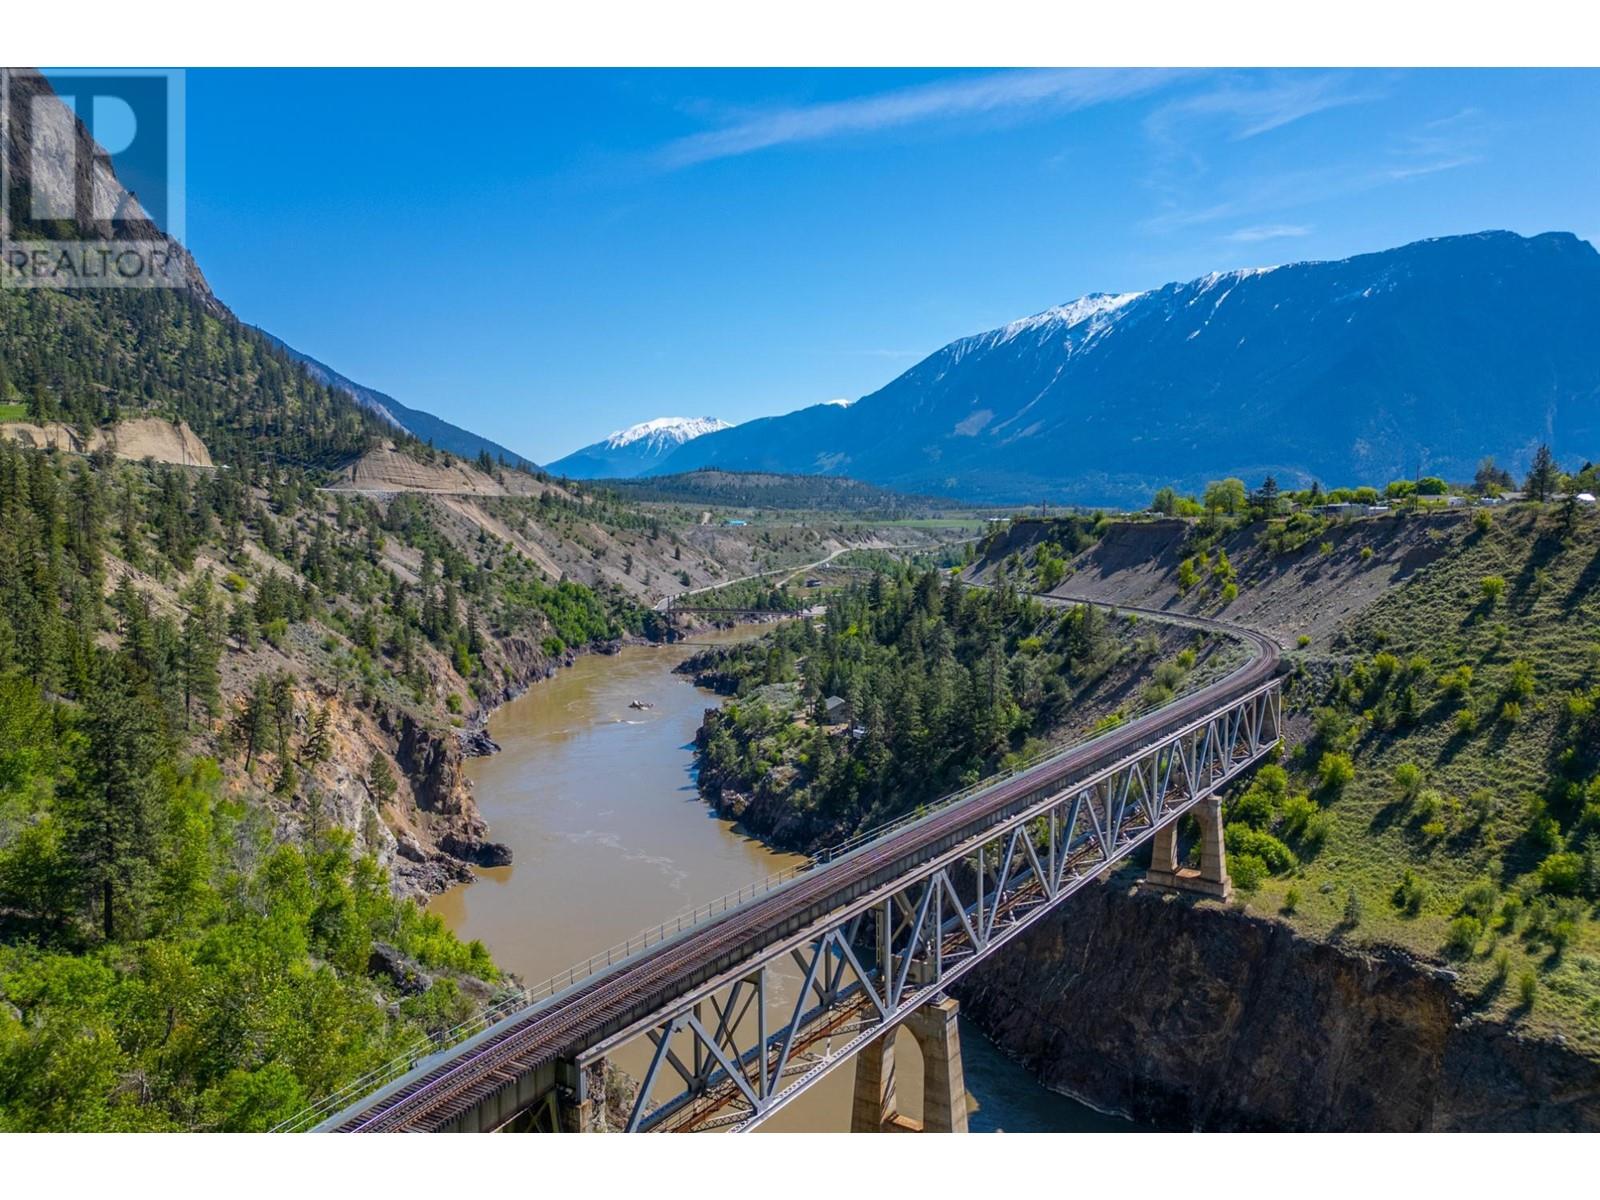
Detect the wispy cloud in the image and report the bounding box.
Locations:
[1148,72,1384,143]
[1383,106,1490,179]
[1225,223,1312,243]
[1142,106,1492,236]
[655,69,1179,169]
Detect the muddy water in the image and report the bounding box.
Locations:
[431,628,1126,1132]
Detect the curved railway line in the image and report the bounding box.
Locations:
[324,590,1282,1132]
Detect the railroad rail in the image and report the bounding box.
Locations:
[307,590,1282,1133]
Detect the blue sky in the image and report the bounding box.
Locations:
[137,69,1600,462]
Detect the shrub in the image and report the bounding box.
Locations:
[1230,852,1268,893]
[1299,811,1333,853]
[1473,508,1493,533]
[1225,824,1297,873]
[1505,659,1536,701]
[1297,634,1311,648]
[1537,851,1584,896]
[1518,969,1537,1008]
[1548,917,1577,952]
[1500,700,1522,725]
[1317,752,1355,797]
[1445,916,1482,958]
[1392,869,1428,916]
[1458,881,1498,921]
[1220,581,1239,604]
[1279,793,1319,839]
[1228,788,1274,830]
[1281,885,1302,914]
[1437,664,1474,700]
[1360,546,1374,561]
[1318,541,1334,556]
[1492,948,1511,984]
[1480,574,1507,605]
[1498,894,1522,930]
[1343,887,1363,925]
[1454,707,1477,736]
[1393,762,1424,802]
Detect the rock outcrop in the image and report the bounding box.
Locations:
[954,879,1600,1131]
[0,417,214,467]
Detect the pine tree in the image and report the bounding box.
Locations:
[300,704,333,766]
[365,751,398,807]
[232,676,271,770]
[179,572,222,723]
[62,655,168,940]
[1525,443,1560,502]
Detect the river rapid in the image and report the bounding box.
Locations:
[430,627,1129,1132]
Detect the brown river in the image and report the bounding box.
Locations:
[430,627,1129,1132]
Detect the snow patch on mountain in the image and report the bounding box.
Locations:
[603,416,731,451]
[995,290,1146,344]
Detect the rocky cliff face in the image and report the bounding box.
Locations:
[954,880,1600,1131]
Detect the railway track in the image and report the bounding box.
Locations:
[326,590,1281,1132]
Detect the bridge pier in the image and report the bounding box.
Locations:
[1143,797,1231,899]
[849,996,968,1133]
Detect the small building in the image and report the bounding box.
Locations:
[724,518,748,527]
[1577,492,1598,505]
[822,695,850,724]
[804,577,823,588]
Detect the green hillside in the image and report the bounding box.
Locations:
[1254,504,1600,1046]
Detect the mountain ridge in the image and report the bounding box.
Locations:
[548,414,731,478]
[656,230,1600,505]
[256,330,541,471]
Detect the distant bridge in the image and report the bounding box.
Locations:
[293,595,1282,1134]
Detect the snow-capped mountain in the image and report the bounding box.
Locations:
[548,416,732,479]
[654,231,1600,505]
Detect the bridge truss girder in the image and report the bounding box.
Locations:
[580,680,1282,1133]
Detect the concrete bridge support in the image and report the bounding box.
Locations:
[849,996,969,1133]
[1144,796,1231,899]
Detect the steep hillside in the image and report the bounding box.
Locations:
[971,501,1600,1053]
[259,331,541,472]
[660,232,1600,505]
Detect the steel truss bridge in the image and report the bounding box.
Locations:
[306,597,1282,1134]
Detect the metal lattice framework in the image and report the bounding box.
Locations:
[586,678,1281,1133]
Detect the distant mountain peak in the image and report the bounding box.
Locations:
[550,415,733,479]
[603,416,731,450]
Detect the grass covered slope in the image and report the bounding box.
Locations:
[1257,505,1600,1047]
